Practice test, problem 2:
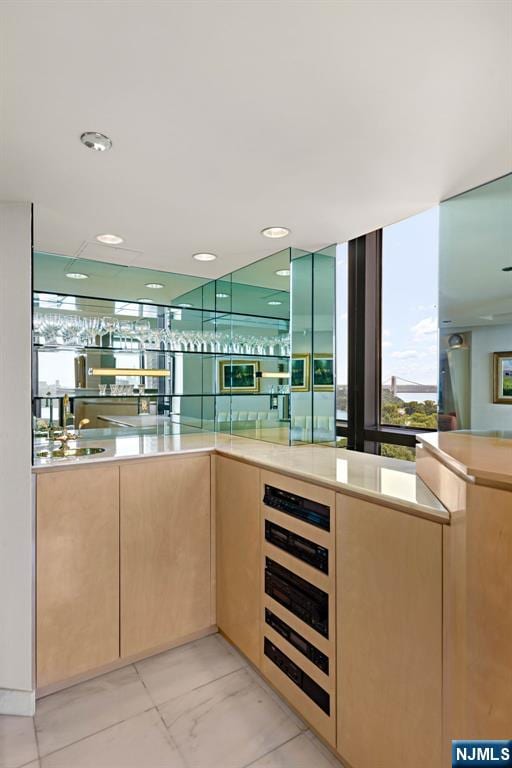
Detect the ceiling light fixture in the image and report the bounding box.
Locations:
[267,300,282,306]
[275,269,290,277]
[66,272,89,280]
[261,227,290,239]
[178,303,193,308]
[80,132,112,151]
[216,293,230,299]
[144,282,164,289]
[193,253,217,262]
[136,298,153,303]
[96,233,124,245]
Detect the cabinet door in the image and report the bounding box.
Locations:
[337,495,442,768]
[37,465,120,688]
[120,455,211,657]
[216,456,260,666]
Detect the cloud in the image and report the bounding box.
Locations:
[382,340,392,348]
[391,350,418,359]
[383,328,391,337]
[411,316,437,339]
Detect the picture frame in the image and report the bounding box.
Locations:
[493,351,512,403]
[219,359,260,393]
[313,354,334,390]
[291,354,310,392]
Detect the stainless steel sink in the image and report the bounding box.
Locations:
[36,447,106,459]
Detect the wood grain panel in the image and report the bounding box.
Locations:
[416,445,466,513]
[120,455,211,657]
[337,494,442,768]
[36,465,120,687]
[464,484,512,738]
[216,456,261,666]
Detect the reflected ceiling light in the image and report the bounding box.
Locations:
[136,298,153,303]
[80,132,112,151]
[442,320,452,324]
[261,227,290,239]
[66,272,88,280]
[144,282,164,289]
[267,300,282,306]
[275,269,290,277]
[178,303,193,308]
[216,293,230,298]
[96,233,124,245]
[256,371,291,379]
[193,252,217,262]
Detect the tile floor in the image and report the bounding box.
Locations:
[0,633,343,768]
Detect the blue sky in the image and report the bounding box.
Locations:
[336,206,439,391]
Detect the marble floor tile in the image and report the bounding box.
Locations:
[159,667,301,768]
[35,665,153,757]
[244,665,307,732]
[0,715,38,768]
[136,633,245,705]
[41,709,184,768]
[250,731,344,767]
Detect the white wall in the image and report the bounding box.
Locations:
[0,203,34,715]
[471,323,512,430]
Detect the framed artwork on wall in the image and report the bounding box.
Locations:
[493,351,512,403]
[219,360,260,393]
[291,354,310,391]
[313,354,334,390]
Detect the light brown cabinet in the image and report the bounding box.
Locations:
[120,455,212,657]
[216,456,261,666]
[336,495,443,768]
[36,465,120,688]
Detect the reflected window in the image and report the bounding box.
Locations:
[381,208,439,429]
[336,244,348,423]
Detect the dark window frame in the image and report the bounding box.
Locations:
[338,228,435,453]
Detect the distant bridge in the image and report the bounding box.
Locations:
[383,376,437,395]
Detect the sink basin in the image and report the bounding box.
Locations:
[36,447,106,459]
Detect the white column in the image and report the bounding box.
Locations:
[0,203,34,715]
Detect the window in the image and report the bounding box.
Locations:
[381,208,439,430]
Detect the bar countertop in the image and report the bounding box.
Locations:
[33,432,448,522]
[418,431,512,489]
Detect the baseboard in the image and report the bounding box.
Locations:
[0,687,35,716]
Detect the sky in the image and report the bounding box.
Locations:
[336,206,439,393]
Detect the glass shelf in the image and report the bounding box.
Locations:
[34,344,289,359]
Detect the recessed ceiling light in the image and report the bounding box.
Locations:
[275,269,290,277]
[144,282,164,289]
[261,227,290,239]
[193,253,217,262]
[96,233,124,245]
[216,293,230,299]
[502,266,512,272]
[80,132,112,151]
[267,300,282,306]
[66,272,88,280]
[137,298,153,303]
[178,303,193,308]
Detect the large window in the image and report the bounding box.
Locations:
[381,208,439,430]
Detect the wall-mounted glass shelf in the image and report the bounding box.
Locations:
[34,344,290,359]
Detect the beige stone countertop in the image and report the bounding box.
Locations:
[33,432,448,522]
[418,431,512,488]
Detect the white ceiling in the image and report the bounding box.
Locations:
[1,0,511,278]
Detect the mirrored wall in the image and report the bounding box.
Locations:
[439,173,512,434]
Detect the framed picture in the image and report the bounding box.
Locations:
[313,354,334,390]
[493,351,512,403]
[219,360,260,393]
[291,354,310,392]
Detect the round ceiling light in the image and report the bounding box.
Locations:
[80,132,112,151]
[66,272,88,280]
[267,300,282,306]
[193,252,217,262]
[216,293,230,298]
[144,282,164,289]
[96,233,124,245]
[178,303,193,308]
[261,227,290,239]
[275,269,290,277]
